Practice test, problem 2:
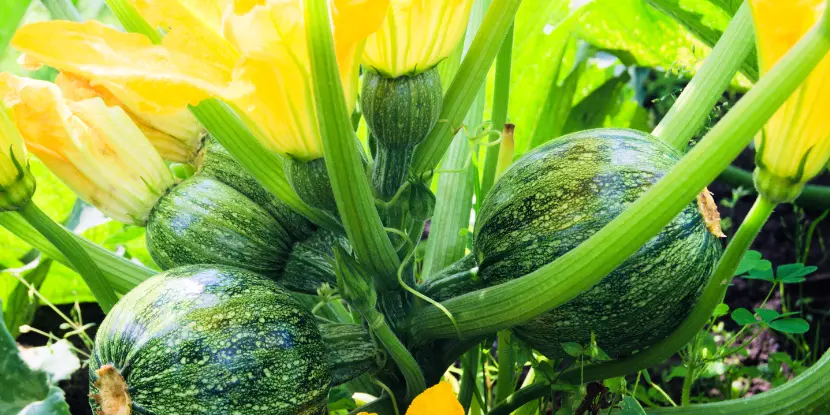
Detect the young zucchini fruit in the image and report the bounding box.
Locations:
[474,128,723,358]
[146,138,339,294]
[89,265,330,415]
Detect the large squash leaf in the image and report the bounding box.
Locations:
[0,302,71,415]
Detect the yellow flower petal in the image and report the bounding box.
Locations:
[55,72,203,163]
[363,0,474,77]
[751,0,830,187]
[222,0,388,159]
[12,20,230,116]
[405,382,463,415]
[0,73,173,225]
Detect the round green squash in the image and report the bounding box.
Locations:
[89,265,330,415]
[474,128,723,358]
[146,175,295,275]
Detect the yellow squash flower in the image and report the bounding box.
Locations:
[751,0,830,202]
[11,0,389,161]
[0,101,35,211]
[363,0,474,77]
[13,22,206,163]
[358,382,463,415]
[0,73,174,225]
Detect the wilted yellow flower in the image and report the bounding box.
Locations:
[11,0,389,161]
[0,73,174,225]
[751,0,830,202]
[363,0,474,77]
[13,21,206,163]
[0,101,35,211]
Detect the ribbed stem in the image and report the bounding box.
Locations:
[366,309,426,401]
[41,0,82,21]
[103,0,162,43]
[372,144,414,200]
[653,1,755,151]
[18,201,118,312]
[319,323,379,386]
[0,212,154,293]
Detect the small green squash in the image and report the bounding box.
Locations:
[146,175,295,275]
[474,128,722,358]
[89,265,330,415]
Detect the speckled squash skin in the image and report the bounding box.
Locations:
[146,175,294,275]
[89,266,330,415]
[474,128,722,358]
[197,137,314,242]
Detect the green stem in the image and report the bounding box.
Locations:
[681,342,698,405]
[305,0,401,286]
[421,0,490,278]
[561,195,776,384]
[0,212,153,293]
[190,100,340,231]
[366,309,425,400]
[458,347,480,412]
[411,0,523,174]
[407,15,830,342]
[480,24,514,198]
[645,347,830,414]
[17,201,118,312]
[719,165,830,210]
[104,0,162,43]
[495,330,515,404]
[40,0,82,20]
[653,1,755,151]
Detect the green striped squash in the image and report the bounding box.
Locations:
[89,265,330,415]
[474,128,723,358]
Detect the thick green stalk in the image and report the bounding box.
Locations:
[719,165,830,210]
[411,0,523,174]
[653,1,755,151]
[0,212,153,293]
[0,0,31,58]
[646,345,830,414]
[304,0,400,286]
[408,17,830,341]
[495,330,515,404]
[559,196,775,384]
[18,202,118,312]
[190,100,341,231]
[366,309,426,400]
[41,0,82,21]
[458,347,480,412]
[480,24,514,198]
[647,0,759,82]
[422,0,489,278]
[104,0,162,43]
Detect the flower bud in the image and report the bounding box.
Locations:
[0,102,35,211]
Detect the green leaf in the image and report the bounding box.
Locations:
[562,72,632,135]
[768,318,810,334]
[754,308,779,323]
[712,303,729,318]
[666,365,687,380]
[0,0,32,59]
[0,302,70,415]
[621,395,647,415]
[776,263,817,281]
[561,342,583,357]
[731,308,757,325]
[734,250,762,276]
[743,267,774,282]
